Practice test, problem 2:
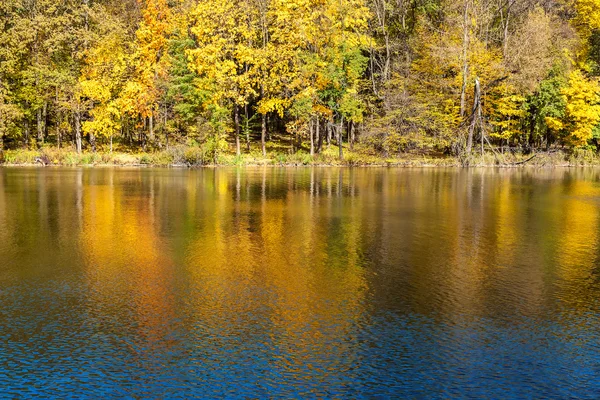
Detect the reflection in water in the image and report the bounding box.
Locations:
[1,167,600,397]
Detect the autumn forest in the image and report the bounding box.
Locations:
[1,0,600,164]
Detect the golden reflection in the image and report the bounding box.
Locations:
[80,170,174,348]
[554,178,600,310]
[44,166,600,366]
[182,168,368,382]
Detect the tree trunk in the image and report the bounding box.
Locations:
[75,111,82,154]
[43,102,47,138]
[57,119,61,149]
[90,132,96,152]
[266,115,271,141]
[24,119,29,147]
[290,130,294,153]
[310,118,314,157]
[502,1,515,58]
[149,114,154,142]
[316,117,321,154]
[349,121,355,151]
[261,113,267,157]
[163,105,169,150]
[234,105,241,156]
[37,108,44,145]
[338,116,344,160]
[467,77,481,156]
[55,88,60,149]
[245,105,250,152]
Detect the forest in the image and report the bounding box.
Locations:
[1,0,600,164]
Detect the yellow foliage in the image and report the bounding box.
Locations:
[549,70,600,146]
[489,85,526,140]
[572,0,600,32]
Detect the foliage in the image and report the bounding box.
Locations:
[0,0,600,158]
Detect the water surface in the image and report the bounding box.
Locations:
[1,167,600,398]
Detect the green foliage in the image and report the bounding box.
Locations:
[523,71,567,144]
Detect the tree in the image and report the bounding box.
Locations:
[188,0,260,156]
[546,69,600,146]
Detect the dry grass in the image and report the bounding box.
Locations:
[0,146,592,168]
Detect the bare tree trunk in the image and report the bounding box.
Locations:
[290,129,295,153]
[260,85,267,156]
[481,99,484,155]
[310,118,315,156]
[245,105,250,152]
[349,121,355,151]
[503,1,515,58]
[338,116,344,160]
[164,104,169,150]
[24,119,29,147]
[90,132,96,152]
[56,87,61,149]
[261,113,267,157]
[467,77,481,156]
[43,102,47,138]
[57,114,61,149]
[234,105,241,156]
[37,108,44,145]
[266,115,271,141]
[75,111,82,154]
[316,117,321,153]
[149,114,154,142]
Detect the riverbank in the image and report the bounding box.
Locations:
[0,146,597,167]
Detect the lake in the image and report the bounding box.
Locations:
[1,167,599,398]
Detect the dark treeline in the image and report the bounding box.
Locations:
[1,0,600,161]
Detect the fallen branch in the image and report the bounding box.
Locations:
[513,154,537,165]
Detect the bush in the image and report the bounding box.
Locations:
[286,150,313,165]
[3,150,39,164]
[139,153,152,165]
[149,151,174,166]
[166,146,186,165]
[569,148,598,165]
[184,147,205,166]
[112,153,140,165]
[63,152,78,165]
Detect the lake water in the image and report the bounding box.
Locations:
[1,167,599,398]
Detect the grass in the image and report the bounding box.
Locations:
[0,143,593,168]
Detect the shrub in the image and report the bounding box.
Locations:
[139,153,152,165]
[184,147,205,166]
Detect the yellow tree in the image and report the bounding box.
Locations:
[80,17,130,151]
[489,86,526,142]
[253,0,298,156]
[121,0,172,144]
[546,70,600,146]
[287,0,371,157]
[188,0,260,156]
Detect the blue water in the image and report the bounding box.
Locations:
[1,167,600,398]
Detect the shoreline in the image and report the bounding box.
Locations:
[0,147,598,168]
[0,161,591,169]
